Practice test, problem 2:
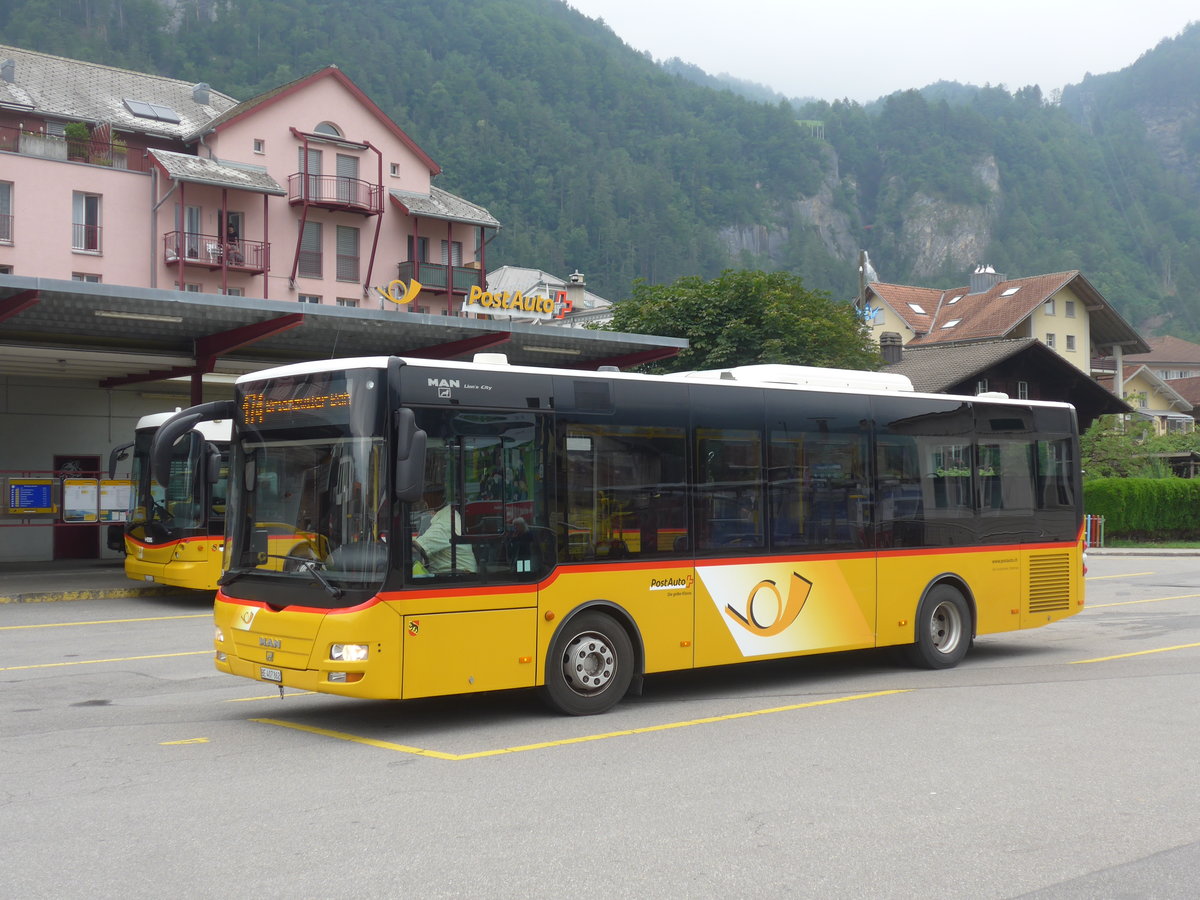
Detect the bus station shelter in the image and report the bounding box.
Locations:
[0,275,686,562]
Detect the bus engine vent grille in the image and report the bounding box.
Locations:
[1027,552,1071,613]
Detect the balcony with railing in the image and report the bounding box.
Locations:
[287,173,383,215]
[164,231,269,273]
[0,124,150,172]
[397,261,484,297]
[72,223,102,252]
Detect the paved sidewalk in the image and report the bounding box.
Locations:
[1087,547,1200,557]
[0,559,200,603]
[0,547,1192,604]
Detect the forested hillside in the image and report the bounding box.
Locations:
[3,0,1200,337]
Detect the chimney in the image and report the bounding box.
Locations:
[880,332,903,365]
[1,59,14,83]
[566,270,587,312]
[968,264,1004,294]
[192,82,211,105]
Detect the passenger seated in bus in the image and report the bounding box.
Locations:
[413,483,477,575]
[507,516,533,560]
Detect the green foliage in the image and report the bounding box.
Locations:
[1084,477,1200,540]
[1081,415,1200,479]
[5,0,1200,333]
[602,269,880,374]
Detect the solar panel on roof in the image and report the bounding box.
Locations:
[124,98,156,118]
[148,103,181,124]
[123,98,181,124]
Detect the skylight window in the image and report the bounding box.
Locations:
[123,98,182,124]
[1001,287,1021,297]
[942,319,962,329]
[907,303,927,314]
[947,294,963,304]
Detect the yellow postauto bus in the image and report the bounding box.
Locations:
[114,410,230,591]
[153,355,1085,714]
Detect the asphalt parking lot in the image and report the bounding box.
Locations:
[2,552,1198,898]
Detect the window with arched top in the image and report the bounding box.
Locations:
[314,122,342,137]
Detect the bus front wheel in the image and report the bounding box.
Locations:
[905,584,971,669]
[541,611,634,716]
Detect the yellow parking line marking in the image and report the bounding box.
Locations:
[0,614,209,631]
[1086,571,1153,580]
[0,650,210,671]
[1087,592,1200,608]
[252,689,908,760]
[1071,642,1200,664]
[227,691,315,702]
[161,738,209,745]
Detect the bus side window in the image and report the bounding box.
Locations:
[563,425,687,560]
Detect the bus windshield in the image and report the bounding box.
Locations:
[224,367,388,596]
[129,429,207,541]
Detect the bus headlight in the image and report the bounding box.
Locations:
[331,643,369,662]
[214,626,225,643]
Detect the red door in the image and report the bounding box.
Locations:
[53,454,101,560]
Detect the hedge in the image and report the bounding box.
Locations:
[1084,477,1200,540]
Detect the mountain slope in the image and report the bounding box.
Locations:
[3,0,1200,336]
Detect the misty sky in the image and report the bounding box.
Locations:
[564,0,1197,102]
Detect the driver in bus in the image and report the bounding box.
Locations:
[413,483,477,575]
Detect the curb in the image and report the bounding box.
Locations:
[0,586,202,604]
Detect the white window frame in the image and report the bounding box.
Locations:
[72,191,102,252]
[0,181,12,244]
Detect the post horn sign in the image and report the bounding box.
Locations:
[376,278,423,306]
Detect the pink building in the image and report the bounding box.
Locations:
[0,45,498,312]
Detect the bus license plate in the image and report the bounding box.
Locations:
[260,666,282,683]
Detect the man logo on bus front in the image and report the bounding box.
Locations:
[725,572,812,636]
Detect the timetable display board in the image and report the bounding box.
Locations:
[99,480,132,523]
[6,479,56,515]
[63,478,99,523]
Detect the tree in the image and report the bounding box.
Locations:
[602,269,880,374]
[1080,415,1194,479]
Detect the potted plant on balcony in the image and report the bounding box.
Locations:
[111,136,128,169]
[65,122,89,161]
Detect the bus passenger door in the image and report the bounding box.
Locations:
[400,411,547,699]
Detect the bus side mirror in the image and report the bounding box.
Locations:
[395,408,427,504]
[108,441,133,479]
[204,442,223,485]
[151,400,235,488]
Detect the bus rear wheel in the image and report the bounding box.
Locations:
[541,611,634,716]
[905,584,971,669]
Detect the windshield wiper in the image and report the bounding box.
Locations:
[266,554,344,600]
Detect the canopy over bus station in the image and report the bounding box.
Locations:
[0,275,686,562]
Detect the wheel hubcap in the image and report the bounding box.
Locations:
[561,631,616,694]
[929,600,963,654]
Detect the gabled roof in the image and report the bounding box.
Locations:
[1163,374,1200,408]
[148,149,285,195]
[881,337,1130,425]
[1097,364,1192,413]
[389,186,500,228]
[866,282,943,333]
[1123,335,1200,366]
[881,337,1041,393]
[194,66,440,176]
[872,270,1148,355]
[0,44,237,138]
[486,265,612,311]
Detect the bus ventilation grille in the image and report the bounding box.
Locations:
[1027,552,1071,613]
